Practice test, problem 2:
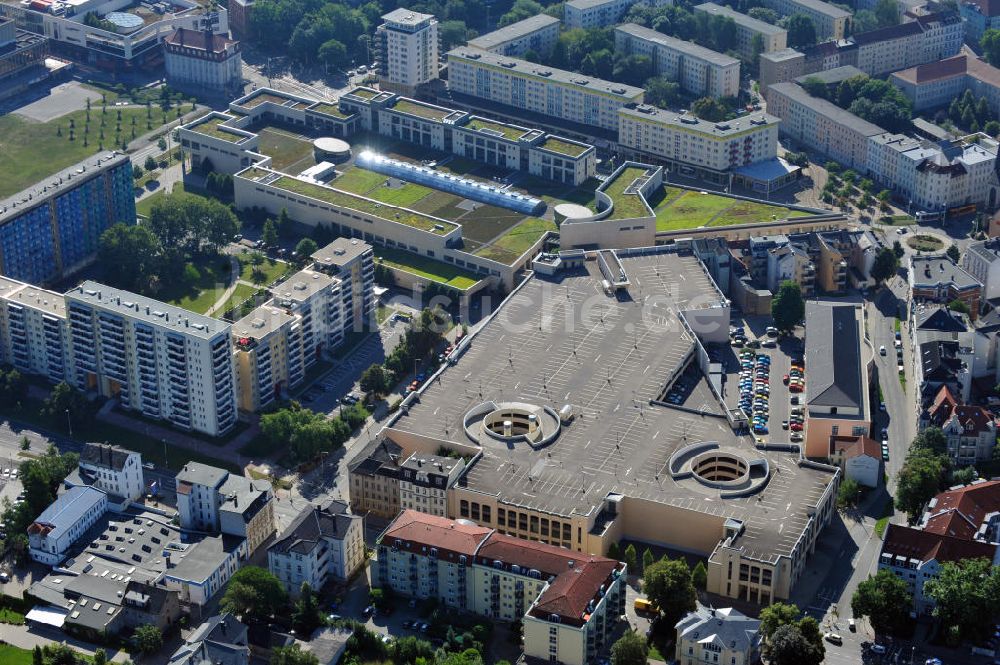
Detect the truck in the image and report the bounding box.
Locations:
[634,597,657,614]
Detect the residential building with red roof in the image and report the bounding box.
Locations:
[878,523,999,614]
[919,384,997,465]
[919,479,1000,543]
[828,435,883,488]
[372,510,626,665]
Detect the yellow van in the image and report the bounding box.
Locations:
[634,597,657,614]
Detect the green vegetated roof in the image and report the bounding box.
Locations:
[539,137,590,157]
[466,117,528,141]
[348,87,381,100]
[267,173,457,235]
[190,116,244,142]
[391,98,454,121]
[602,166,652,220]
[309,102,352,119]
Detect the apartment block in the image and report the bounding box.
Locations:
[617,105,779,181]
[372,510,627,665]
[176,462,275,555]
[921,385,997,465]
[267,499,365,596]
[467,15,561,57]
[232,305,304,412]
[64,281,237,437]
[909,255,983,319]
[399,453,465,517]
[892,53,1000,117]
[564,0,670,29]
[375,9,439,96]
[447,47,645,133]
[759,0,851,39]
[675,606,762,665]
[310,238,375,337]
[693,3,788,60]
[164,28,243,99]
[614,24,740,99]
[0,278,71,384]
[28,486,109,565]
[766,82,884,171]
[0,153,134,285]
[348,437,405,519]
[65,442,145,508]
[960,0,1000,43]
[962,238,1000,300]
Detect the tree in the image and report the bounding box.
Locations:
[360,363,393,397]
[984,29,1000,67]
[292,582,321,636]
[759,602,802,641]
[220,566,289,623]
[318,39,348,68]
[925,557,1000,643]
[642,548,654,573]
[895,447,947,518]
[294,238,318,260]
[610,630,648,665]
[800,76,829,99]
[771,280,805,333]
[642,559,697,626]
[144,155,157,171]
[690,97,728,122]
[947,299,970,315]
[767,624,823,665]
[783,14,817,48]
[622,543,637,571]
[277,208,293,238]
[134,624,163,654]
[271,644,319,665]
[691,561,707,590]
[262,219,279,248]
[41,382,92,429]
[499,0,543,26]
[946,244,961,262]
[913,427,947,456]
[837,477,862,509]
[32,646,42,665]
[871,246,899,284]
[748,7,779,23]
[644,78,682,109]
[874,0,900,27]
[606,542,621,559]
[93,649,107,665]
[97,223,164,293]
[851,569,913,636]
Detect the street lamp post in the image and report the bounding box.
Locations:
[65,409,73,438]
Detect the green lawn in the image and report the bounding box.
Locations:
[215,283,259,318]
[654,189,812,231]
[907,234,944,252]
[601,167,653,220]
[239,256,289,285]
[0,607,25,625]
[255,126,315,172]
[875,516,890,538]
[474,217,556,263]
[374,247,481,290]
[0,105,176,198]
[376,304,396,325]
[0,644,33,665]
[333,167,389,195]
[158,256,234,314]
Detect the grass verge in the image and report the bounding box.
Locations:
[0,644,33,665]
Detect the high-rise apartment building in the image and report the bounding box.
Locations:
[375,9,439,96]
[310,237,375,336]
[0,277,71,384]
[64,282,237,437]
[0,153,134,285]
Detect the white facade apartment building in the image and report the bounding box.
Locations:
[398,453,465,517]
[564,0,671,29]
[447,47,645,133]
[65,282,237,437]
[74,442,145,505]
[467,15,561,58]
[0,277,71,385]
[163,28,243,98]
[614,24,740,99]
[693,3,788,60]
[270,268,342,363]
[176,462,230,532]
[759,0,851,39]
[618,105,780,176]
[852,13,963,79]
[963,239,1000,301]
[375,9,439,96]
[28,486,109,565]
[267,500,365,596]
[674,606,762,665]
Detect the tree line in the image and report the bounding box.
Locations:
[800,73,912,133]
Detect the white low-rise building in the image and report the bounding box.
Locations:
[267,500,365,596]
[674,605,762,665]
[164,28,243,98]
[28,486,109,565]
[64,442,145,509]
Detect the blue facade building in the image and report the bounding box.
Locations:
[0,152,134,285]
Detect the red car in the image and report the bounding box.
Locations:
[789,383,804,393]
[782,374,790,384]
[790,422,804,432]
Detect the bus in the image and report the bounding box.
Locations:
[634,597,658,614]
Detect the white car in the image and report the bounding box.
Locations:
[879,345,886,355]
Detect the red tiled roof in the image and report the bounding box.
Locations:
[530,559,620,625]
[882,523,996,564]
[923,480,1000,540]
[383,510,491,559]
[831,435,881,460]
